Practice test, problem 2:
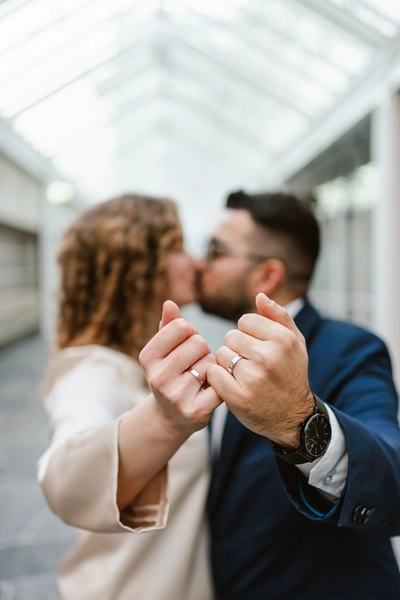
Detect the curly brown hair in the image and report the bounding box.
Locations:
[56,194,182,360]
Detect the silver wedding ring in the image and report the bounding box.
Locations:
[189,368,205,387]
[228,354,243,375]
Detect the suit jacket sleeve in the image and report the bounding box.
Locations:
[276,323,400,536]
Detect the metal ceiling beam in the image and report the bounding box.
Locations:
[49,83,160,158]
[0,0,34,20]
[183,5,342,93]
[152,115,217,154]
[50,55,278,162]
[356,0,400,26]
[0,0,148,72]
[62,120,154,180]
[68,109,232,186]
[7,24,158,120]
[192,4,347,74]
[72,106,265,189]
[68,86,274,182]
[6,14,316,126]
[72,129,159,187]
[0,0,99,58]
[269,52,390,185]
[292,0,389,48]
[95,49,154,96]
[165,86,275,157]
[169,35,314,120]
[168,60,285,141]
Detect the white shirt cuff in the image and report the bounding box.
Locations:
[296,404,348,500]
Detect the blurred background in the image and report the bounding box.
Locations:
[1,0,400,597]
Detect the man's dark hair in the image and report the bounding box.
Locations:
[226,190,320,280]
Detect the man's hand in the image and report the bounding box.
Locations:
[139,301,222,438]
[207,293,314,448]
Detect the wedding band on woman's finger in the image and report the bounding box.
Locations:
[189,368,205,387]
[228,354,243,375]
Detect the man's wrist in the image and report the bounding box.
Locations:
[269,391,315,449]
[268,394,332,465]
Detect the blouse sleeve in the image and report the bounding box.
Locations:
[37,356,169,534]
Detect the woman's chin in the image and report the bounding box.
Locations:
[174,292,198,308]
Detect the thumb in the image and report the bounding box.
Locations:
[255,293,304,343]
[159,300,181,329]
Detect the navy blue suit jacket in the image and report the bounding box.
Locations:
[208,301,400,600]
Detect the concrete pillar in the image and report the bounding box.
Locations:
[371,91,400,389]
[39,198,79,349]
[372,90,400,564]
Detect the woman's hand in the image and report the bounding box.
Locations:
[117,301,221,510]
[139,300,222,438]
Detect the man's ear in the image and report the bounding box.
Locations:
[250,258,286,297]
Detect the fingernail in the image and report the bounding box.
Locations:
[264,294,274,304]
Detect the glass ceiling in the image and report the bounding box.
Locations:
[0,0,399,203]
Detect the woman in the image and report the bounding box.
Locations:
[37,194,219,600]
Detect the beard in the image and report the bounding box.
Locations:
[196,270,254,324]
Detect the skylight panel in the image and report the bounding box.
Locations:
[325,0,400,38]
[165,0,247,22]
[326,36,371,74]
[0,0,89,54]
[13,65,162,158]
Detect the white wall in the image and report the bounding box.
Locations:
[0,153,43,345]
[0,152,79,347]
[40,199,78,349]
[0,153,43,232]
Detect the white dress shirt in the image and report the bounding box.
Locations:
[211,298,348,502]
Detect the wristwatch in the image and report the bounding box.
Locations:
[268,394,332,464]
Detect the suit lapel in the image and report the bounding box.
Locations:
[208,410,243,508]
[294,300,321,347]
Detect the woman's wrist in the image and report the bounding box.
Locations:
[145,392,200,441]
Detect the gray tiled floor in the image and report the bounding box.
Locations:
[0,335,75,600]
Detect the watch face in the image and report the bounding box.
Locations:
[304,414,331,458]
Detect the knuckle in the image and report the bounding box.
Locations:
[206,363,220,383]
[265,353,278,373]
[237,312,252,325]
[224,329,239,346]
[204,353,217,368]
[171,318,190,336]
[148,365,170,390]
[138,347,147,365]
[282,329,297,350]
[147,370,160,389]
[252,347,266,366]
[237,313,258,331]
[226,330,247,352]
[229,389,250,411]
[191,334,210,355]
[247,357,271,384]
[215,346,226,364]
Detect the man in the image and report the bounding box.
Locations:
[140,191,400,599]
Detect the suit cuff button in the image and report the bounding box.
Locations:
[363,508,375,524]
[352,505,375,524]
[352,505,363,522]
